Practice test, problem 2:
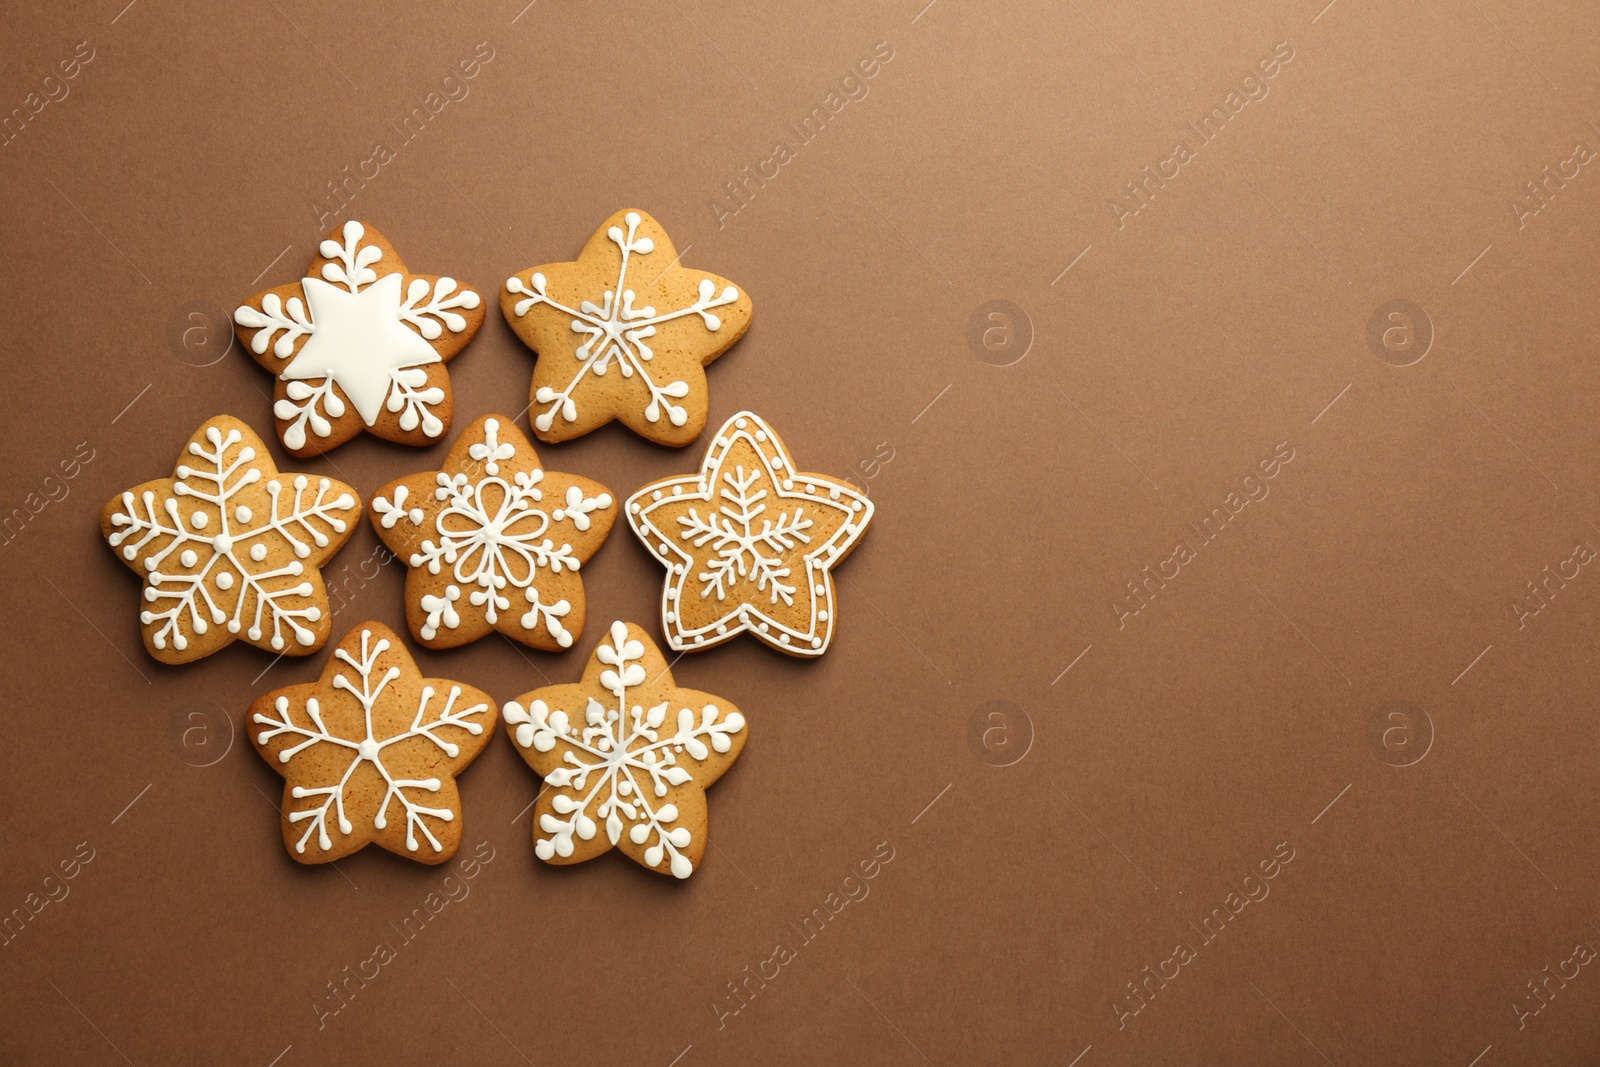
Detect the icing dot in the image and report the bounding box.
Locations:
[658,542,669,554]
[771,455,784,468]
[665,611,676,623]
[553,510,565,521]
[819,610,829,621]
[811,637,822,648]
[756,430,767,441]
[694,635,705,644]
[673,564,686,575]
[805,484,816,495]
[190,511,209,529]
[758,622,769,633]
[235,506,252,523]
[853,501,863,511]
[829,487,841,500]
[250,544,268,562]
[780,633,790,644]
[814,584,825,595]
[735,417,748,429]
[630,502,641,514]
[216,572,234,590]
[652,490,662,501]
[666,588,677,600]
[408,508,423,524]
[716,624,727,635]
[672,484,682,495]
[180,550,198,568]
[783,479,794,490]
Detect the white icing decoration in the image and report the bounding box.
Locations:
[503,621,744,879]
[252,628,489,854]
[625,411,873,658]
[677,464,812,604]
[505,211,739,433]
[106,422,358,654]
[233,220,479,446]
[372,418,612,648]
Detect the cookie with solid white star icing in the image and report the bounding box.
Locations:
[234,220,484,457]
[250,621,496,864]
[503,621,747,879]
[99,415,362,664]
[625,411,874,657]
[369,414,617,652]
[500,208,753,447]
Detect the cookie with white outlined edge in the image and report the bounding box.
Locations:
[625,411,874,657]
[99,415,361,664]
[500,208,753,447]
[369,414,616,652]
[234,220,484,457]
[503,621,746,879]
[250,621,497,865]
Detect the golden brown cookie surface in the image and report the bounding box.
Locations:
[370,414,616,651]
[625,411,873,657]
[234,220,484,456]
[503,621,746,879]
[249,621,497,865]
[500,209,752,447]
[99,415,361,664]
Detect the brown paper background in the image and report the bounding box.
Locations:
[4,0,1599,1063]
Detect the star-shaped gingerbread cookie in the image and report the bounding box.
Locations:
[100,415,362,664]
[626,411,874,657]
[234,220,484,456]
[500,209,753,447]
[503,621,746,879]
[250,621,497,864]
[370,414,617,652]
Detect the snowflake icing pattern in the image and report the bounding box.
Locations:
[626,411,874,656]
[100,417,361,663]
[234,220,483,453]
[251,623,495,863]
[502,209,750,443]
[504,621,747,879]
[679,464,814,605]
[371,416,616,651]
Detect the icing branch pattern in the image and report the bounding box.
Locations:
[233,219,483,452]
[254,628,490,855]
[102,418,360,662]
[370,415,616,651]
[505,211,740,433]
[677,464,813,604]
[503,621,746,879]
